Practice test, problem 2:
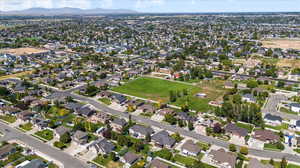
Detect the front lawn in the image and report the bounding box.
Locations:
[173,154,196,167]
[19,122,33,131]
[265,123,288,131]
[93,155,123,168]
[280,107,298,115]
[34,129,54,141]
[263,142,284,151]
[0,114,16,123]
[99,98,112,105]
[236,122,254,133]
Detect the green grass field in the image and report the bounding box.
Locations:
[34,129,54,141]
[113,77,223,112]
[113,77,200,102]
[0,115,16,123]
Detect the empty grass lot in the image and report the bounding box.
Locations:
[113,77,225,112]
[113,77,200,102]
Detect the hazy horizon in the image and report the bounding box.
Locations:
[1,0,300,13]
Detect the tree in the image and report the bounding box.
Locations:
[145,133,151,142]
[239,146,248,155]
[110,152,117,161]
[213,123,222,134]
[164,114,177,125]
[270,158,275,165]
[280,157,288,168]
[229,144,237,152]
[188,121,194,131]
[60,132,71,144]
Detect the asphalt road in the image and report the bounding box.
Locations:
[0,122,88,168]
[262,94,300,120]
[65,92,300,163]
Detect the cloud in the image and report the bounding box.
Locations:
[134,0,165,10]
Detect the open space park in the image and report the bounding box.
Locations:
[113,77,227,112]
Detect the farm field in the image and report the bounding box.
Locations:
[262,38,300,50]
[113,77,227,112]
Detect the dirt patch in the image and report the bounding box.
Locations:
[0,71,33,81]
[0,47,49,56]
[277,59,300,68]
[262,39,300,50]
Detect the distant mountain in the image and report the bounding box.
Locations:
[0,7,138,16]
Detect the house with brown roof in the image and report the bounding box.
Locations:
[121,152,140,168]
[252,130,280,143]
[207,148,236,168]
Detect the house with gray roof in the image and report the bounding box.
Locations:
[264,114,282,126]
[129,124,154,139]
[54,126,72,139]
[151,130,176,149]
[72,130,89,145]
[111,118,127,133]
[121,152,140,168]
[88,138,115,155]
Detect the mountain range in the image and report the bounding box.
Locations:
[0,7,138,16]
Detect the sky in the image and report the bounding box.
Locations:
[0,0,300,13]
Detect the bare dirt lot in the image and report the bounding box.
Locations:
[277,59,300,68]
[262,38,300,50]
[0,47,48,56]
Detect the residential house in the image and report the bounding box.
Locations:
[207,148,236,168]
[111,93,127,104]
[0,144,16,159]
[290,103,300,113]
[138,104,156,113]
[252,130,280,144]
[224,81,235,89]
[16,159,47,168]
[111,118,127,133]
[75,106,95,117]
[17,110,36,122]
[151,131,176,149]
[121,152,140,168]
[54,126,72,139]
[88,112,111,124]
[225,123,248,144]
[158,108,175,116]
[181,140,201,156]
[149,159,170,168]
[264,114,282,126]
[0,106,20,115]
[88,138,115,155]
[72,130,89,145]
[129,125,154,139]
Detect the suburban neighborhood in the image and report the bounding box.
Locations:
[1,6,300,168]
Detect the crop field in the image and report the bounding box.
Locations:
[262,38,300,50]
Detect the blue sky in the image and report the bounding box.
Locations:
[0,0,300,12]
